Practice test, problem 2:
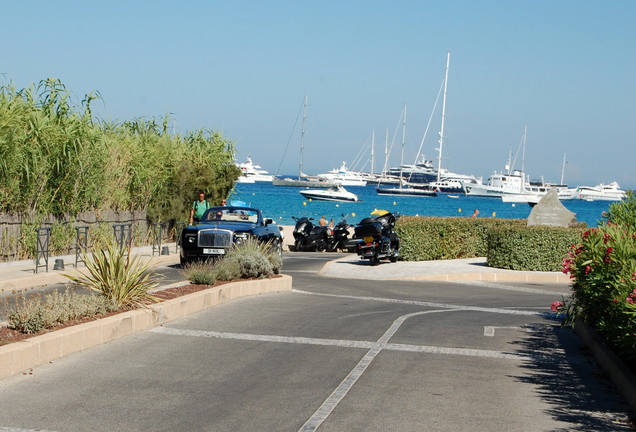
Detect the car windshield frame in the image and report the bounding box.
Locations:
[201,206,262,224]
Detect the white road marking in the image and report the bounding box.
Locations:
[151,324,532,361]
[0,428,60,432]
[483,325,528,337]
[454,280,569,295]
[292,289,544,316]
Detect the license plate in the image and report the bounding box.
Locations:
[363,236,374,243]
[203,248,225,255]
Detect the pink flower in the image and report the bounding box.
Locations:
[551,301,564,312]
[627,297,634,304]
[584,265,592,274]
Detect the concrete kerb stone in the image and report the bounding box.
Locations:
[0,274,292,381]
[574,319,636,416]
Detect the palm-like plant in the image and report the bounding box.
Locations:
[65,243,161,309]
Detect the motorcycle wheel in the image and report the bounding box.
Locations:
[389,251,398,263]
[294,239,303,252]
[326,241,336,252]
[369,253,380,266]
[316,239,327,252]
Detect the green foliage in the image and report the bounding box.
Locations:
[225,237,279,279]
[7,289,117,334]
[486,225,584,271]
[561,222,636,362]
[181,238,282,284]
[64,243,161,308]
[603,190,636,228]
[0,77,239,222]
[395,216,526,261]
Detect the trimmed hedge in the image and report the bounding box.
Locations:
[395,216,583,271]
[487,225,585,271]
[395,216,526,261]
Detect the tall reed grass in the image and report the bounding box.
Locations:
[0,78,241,258]
[0,78,239,220]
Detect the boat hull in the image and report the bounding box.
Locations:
[299,191,358,202]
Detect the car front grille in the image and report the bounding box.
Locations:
[198,229,233,247]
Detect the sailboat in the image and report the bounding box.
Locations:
[376,52,457,198]
[272,95,334,188]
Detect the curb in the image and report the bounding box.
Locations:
[0,274,292,380]
[574,318,636,415]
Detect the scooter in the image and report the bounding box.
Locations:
[292,216,330,251]
[354,211,400,265]
[327,214,352,252]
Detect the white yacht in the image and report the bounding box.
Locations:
[235,156,274,183]
[559,182,626,201]
[299,184,359,202]
[316,161,367,186]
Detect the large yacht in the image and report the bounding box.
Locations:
[316,161,367,186]
[235,156,274,183]
[559,182,626,201]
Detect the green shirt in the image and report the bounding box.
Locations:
[192,200,210,219]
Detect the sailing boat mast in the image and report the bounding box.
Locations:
[437,52,450,182]
[298,94,308,179]
[560,152,567,185]
[370,130,375,174]
[400,104,407,168]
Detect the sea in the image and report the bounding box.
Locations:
[229,182,614,228]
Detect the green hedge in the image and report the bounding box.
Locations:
[395,216,526,261]
[487,225,585,271]
[395,216,583,271]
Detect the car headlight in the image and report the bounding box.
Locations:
[234,233,249,244]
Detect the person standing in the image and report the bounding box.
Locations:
[190,192,210,225]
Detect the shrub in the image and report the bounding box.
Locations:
[7,289,117,334]
[558,192,636,363]
[181,261,220,285]
[225,237,281,279]
[487,225,585,271]
[395,216,526,261]
[64,243,161,308]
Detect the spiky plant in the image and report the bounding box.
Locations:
[65,243,161,308]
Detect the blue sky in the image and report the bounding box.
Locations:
[3,1,635,188]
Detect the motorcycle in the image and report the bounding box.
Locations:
[291,216,330,251]
[326,214,352,252]
[354,211,400,265]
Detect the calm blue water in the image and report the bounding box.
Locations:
[229,183,612,227]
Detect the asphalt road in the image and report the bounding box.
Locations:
[0,253,633,431]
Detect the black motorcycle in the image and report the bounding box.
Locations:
[354,212,400,265]
[327,214,352,252]
[292,216,330,251]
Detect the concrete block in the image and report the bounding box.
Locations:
[35,332,64,363]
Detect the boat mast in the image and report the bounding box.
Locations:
[371,130,375,174]
[400,104,407,168]
[560,152,567,185]
[299,94,308,179]
[437,51,450,182]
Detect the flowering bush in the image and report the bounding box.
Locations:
[559,191,636,362]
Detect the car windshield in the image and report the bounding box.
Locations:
[203,207,259,223]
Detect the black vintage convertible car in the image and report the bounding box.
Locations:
[179,205,283,266]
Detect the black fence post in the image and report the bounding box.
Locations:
[112,223,132,250]
[34,227,51,273]
[75,226,89,267]
[152,222,165,256]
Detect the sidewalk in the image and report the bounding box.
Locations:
[0,244,180,297]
